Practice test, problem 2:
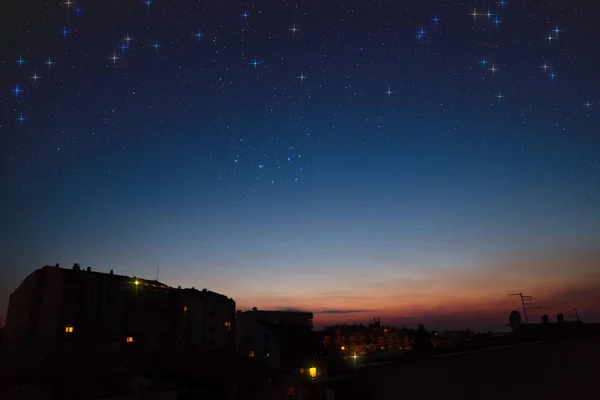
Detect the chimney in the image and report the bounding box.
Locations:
[86,266,91,272]
[55,263,60,268]
[542,315,549,324]
[252,307,258,312]
[202,288,207,292]
[73,263,80,271]
[110,270,114,275]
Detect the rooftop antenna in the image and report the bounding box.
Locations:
[574,308,580,322]
[509,292,542,324]
[156,265,159,281]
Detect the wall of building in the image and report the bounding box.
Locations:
[236,317,281,368]
[1,268,44,369]
[1,266,236,372]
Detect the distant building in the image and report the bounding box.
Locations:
[324,318,412,357]
[0,264,235,371]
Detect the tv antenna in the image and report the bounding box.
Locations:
[508,293,542,324]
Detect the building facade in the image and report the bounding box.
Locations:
[235,309,317,368]
[1,264,235,371]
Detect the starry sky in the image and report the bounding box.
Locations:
[1,0,599,330]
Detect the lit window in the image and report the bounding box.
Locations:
[300,368,304,374]
[65,326,74,333]
[309,367,317,378]
[224,321,231,330]
[249,350,255,358]
[286,386,295,396]
[340,345,345,350]
[126,336,134,343]
[183,305,188,312]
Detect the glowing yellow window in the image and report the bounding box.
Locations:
[286,386,295,396]
[248,350,255,358]
[65,326,74,333]
[183,305,188,312]
[224,321,231,330]
[126,336,134,343]
[309,367,317,378]
[340,345,345,350]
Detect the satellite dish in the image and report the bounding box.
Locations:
[509,310,522,331]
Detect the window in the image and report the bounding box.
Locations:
[286,386,295,396]
[126,336,134,343]
[341,345,345,350]
[263,349,270,357]
[248,350,255,358]
[224,321,231,330]
[208,310,216,318]
[183,305,188,312]
[309,367,317,378]
[65,326,74,333]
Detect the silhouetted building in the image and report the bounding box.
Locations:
[235,309,318,367]
[1,264,235,371]
[237,308,314,328]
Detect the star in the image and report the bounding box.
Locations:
[250,57,261,69]
[16,113,26,124]
[194,31,204,39]
[60,26,69,38]
[489,64,499,75]
[16,55,25,68]
[479,57,488,67]
[144,0,153,7]
[548,71,557,80]
[546,34,555,42]
[553,25,562,35]
[30,71,41,83]
[124,34,134,44]
[74,6,82,15]
[583,101,593,111]
[151,41,161,50]
[297,73,307,82]
[258,164,264,169]
[486,8,494,19]
[432,16,440,24]
[118,43,128,53]
[385,87,394,98]
[540,62,551,71]
[470,8,480,21]
[290,24,299,35]
[493,17,502,27]
[45,58,55,67]
[495,92,505,101]
[241,10,250,21]
[12,84,23,96]
[498,0,507,7]
[63,0,74,8]
[416,27,427,40]
[108,52,120,64]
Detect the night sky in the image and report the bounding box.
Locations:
[1,0,599,330]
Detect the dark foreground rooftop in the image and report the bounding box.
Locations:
[359,334,600,400]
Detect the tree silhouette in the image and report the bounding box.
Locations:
[413,324,432,353]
